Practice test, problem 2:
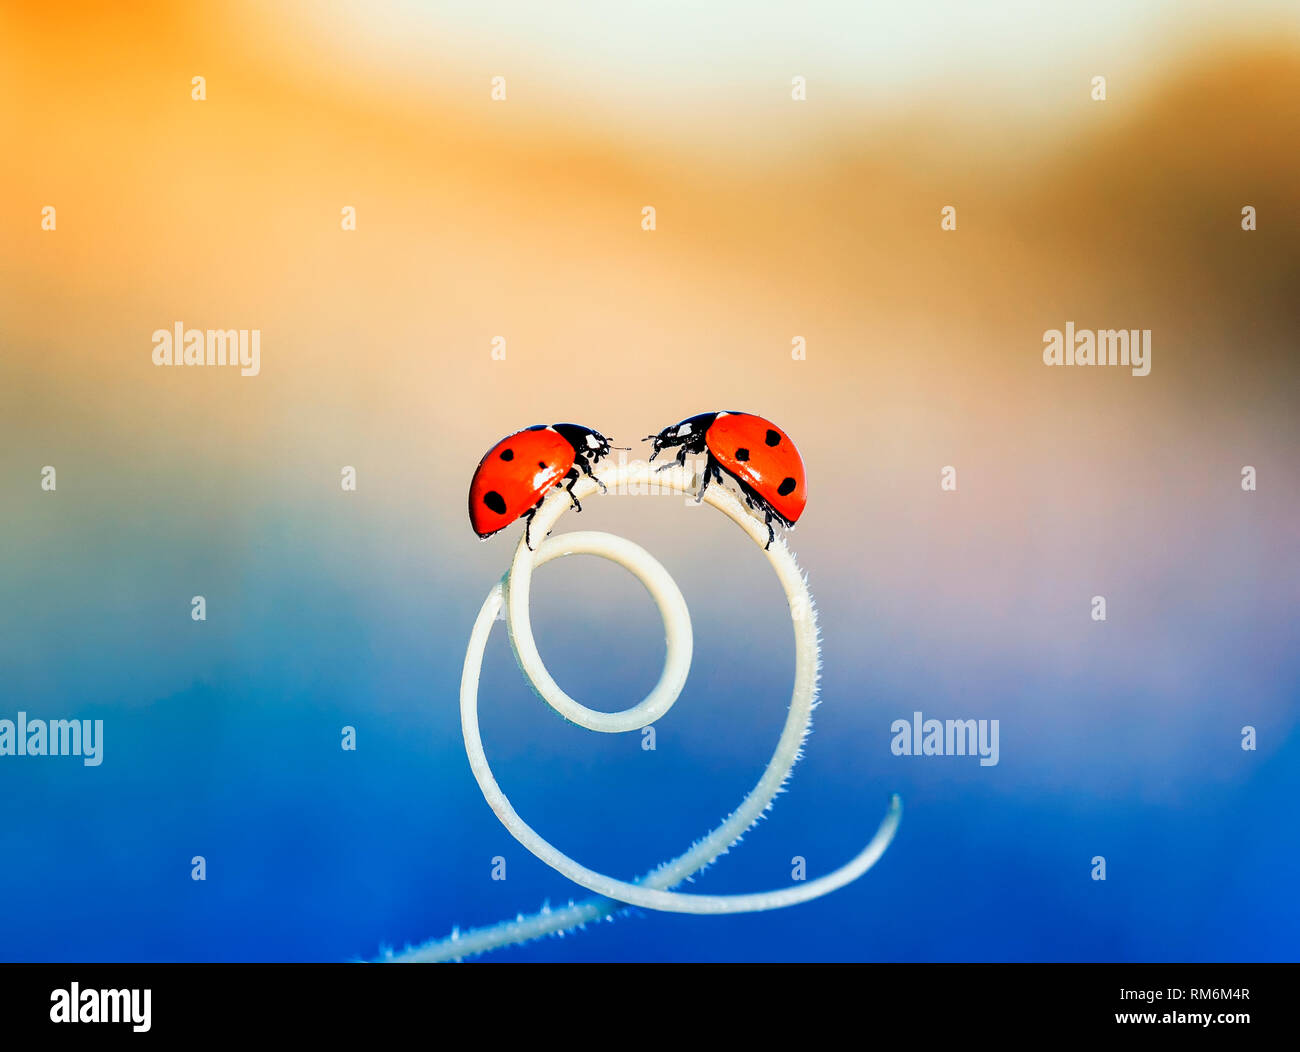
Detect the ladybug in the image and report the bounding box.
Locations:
[469,423,615,548]
[645,411,806,548]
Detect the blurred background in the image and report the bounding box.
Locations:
[1,0,1297,961]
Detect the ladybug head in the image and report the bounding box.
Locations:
[551,422,615,465]
[644,412,719,461]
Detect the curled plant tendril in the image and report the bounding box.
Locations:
[386,462,901,962]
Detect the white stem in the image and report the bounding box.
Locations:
[387,463,899,961]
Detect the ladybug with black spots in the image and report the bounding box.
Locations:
[469,423,615,548]
[645,411,807,548]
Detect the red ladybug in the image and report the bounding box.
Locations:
[469,423,615,547]
[646,411,807,548]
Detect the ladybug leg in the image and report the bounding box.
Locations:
[524,508,538,550]
[653,446,687,475]
[563,470,583,512]
[575,454,606,493]
[763,510,775,550]
[694,467,710,503]
[695,457,722,503]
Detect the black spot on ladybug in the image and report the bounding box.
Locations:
[499,448,514,461]
[484,491,507,514]
[765,429,781,446]
[735,448,750,461]
[778,477,797,496]
[538,461,547,469]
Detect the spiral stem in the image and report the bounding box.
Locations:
[386,463,899,961]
